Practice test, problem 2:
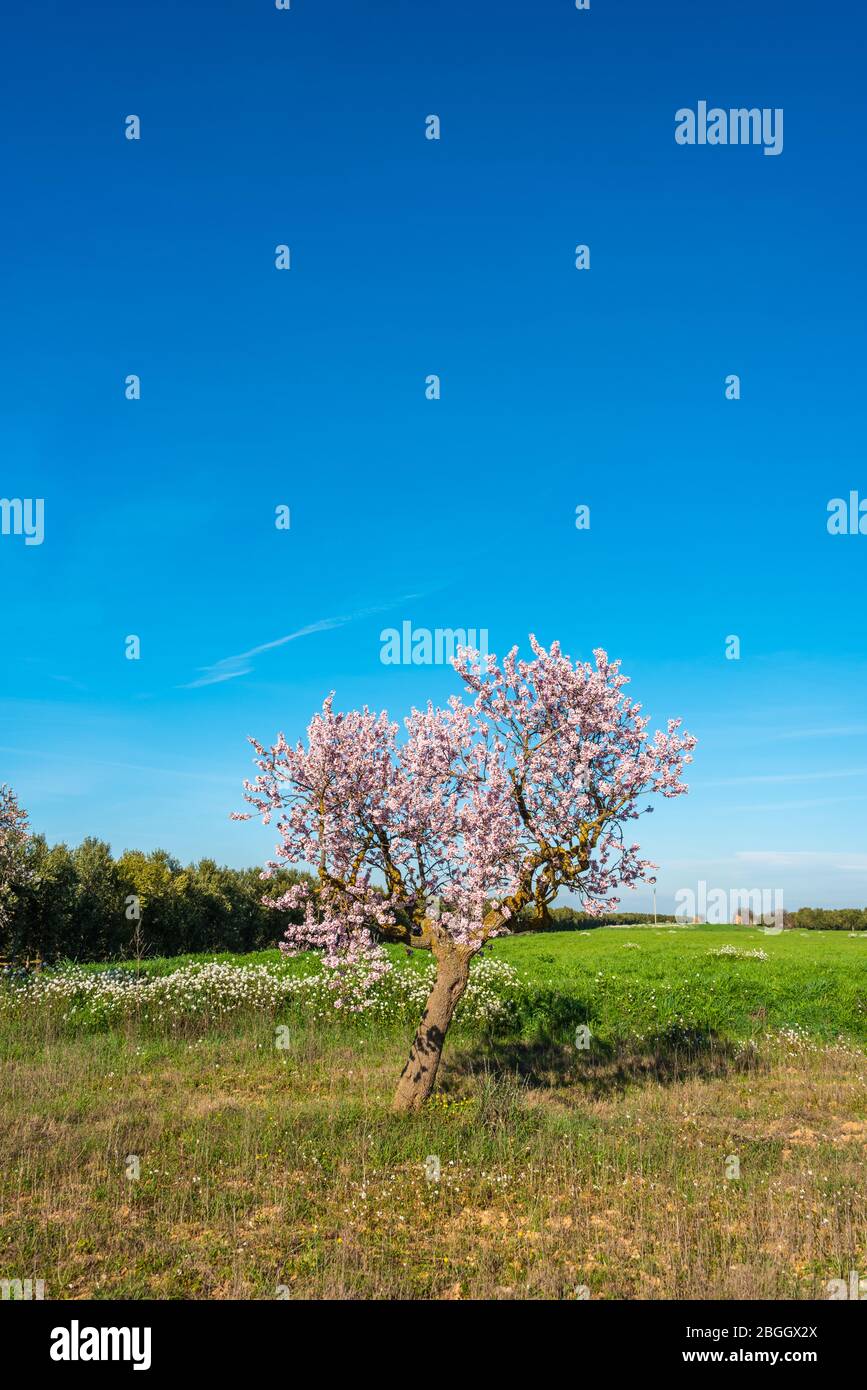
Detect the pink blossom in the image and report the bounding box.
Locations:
[236,639,696,972]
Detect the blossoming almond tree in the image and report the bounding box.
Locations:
[235,639,696,1111]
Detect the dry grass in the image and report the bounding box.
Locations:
[1,1018,865,1300]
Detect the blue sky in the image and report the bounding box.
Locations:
[1,0,865,910]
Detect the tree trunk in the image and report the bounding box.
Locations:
[392,939,473,1112]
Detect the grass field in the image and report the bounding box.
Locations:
[1,926,865,1300]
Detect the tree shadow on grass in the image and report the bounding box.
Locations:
[444,1029,765,1101]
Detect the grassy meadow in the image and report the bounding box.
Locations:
[1,925,865,1300]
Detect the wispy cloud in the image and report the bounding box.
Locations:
[0,745,236,785]
[48,674,89,692]
[735,850,867,872]
[179,598,420,690]
[767,725,867,741]
[727,794,867,813]
[702,767,867,788]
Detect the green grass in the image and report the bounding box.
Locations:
[490,925,867,1046]
[75,925,867,1048]
[3,927,864,1300]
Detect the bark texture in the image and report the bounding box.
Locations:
[392,937,474,1112]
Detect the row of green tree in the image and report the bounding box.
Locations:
[788,906,867,931]
[516,906,867,931]
[3,835,864,964]
[1,835,310,963]
[512,907,681,930]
